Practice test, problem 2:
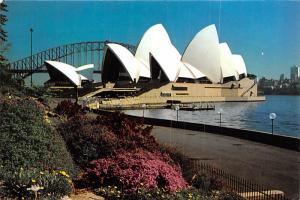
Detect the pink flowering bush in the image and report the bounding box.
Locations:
[85,148,188,194]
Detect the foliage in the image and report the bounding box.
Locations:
[159,144,191,176]
[0,97,78,177]
[191,172,224,193]
[217,191,246,200]
[0,167,72,200]
[56,108,242,200]
[58,112,155,167]
[59,114,113,167]
[0,1,13,88]
[0,79,25,96]
[95,184,245,200]
[96,186,212,200]
[0,2,28,95]
[95,112,156,151]
[22,86,52,98]
[84,148,188,194]
[0,2,8,43]
[55,99,85,118]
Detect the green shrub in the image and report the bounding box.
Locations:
[58,112,155,168]
[217,191,245,200]
[0,167,72,199]
[22,86,51,98]
[54,100,85,118]
[96,186,245,200]
[191,172,224,193]
[96,186,211,200]
[58,114,112,167]
[0,97,78,176]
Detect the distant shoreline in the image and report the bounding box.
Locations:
[260,93,300,96]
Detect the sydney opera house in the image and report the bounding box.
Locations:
[45,24,265,106]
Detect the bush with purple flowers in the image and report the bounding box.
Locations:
[84,148,188,194]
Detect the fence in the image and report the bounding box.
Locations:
[187,159,289,200]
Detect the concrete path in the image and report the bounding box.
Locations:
[151,126,300,200]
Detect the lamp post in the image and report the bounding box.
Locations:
[142,104,146,118]
[30,28,33,87]
[269,113,277,135]
[217,108,223,127]
[174,105,180,122]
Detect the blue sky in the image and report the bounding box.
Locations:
[4,0,300,79]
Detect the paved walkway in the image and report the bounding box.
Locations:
[151,126,300,200]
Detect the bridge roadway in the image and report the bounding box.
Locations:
[151,126,299,200]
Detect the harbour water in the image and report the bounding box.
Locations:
[124,95,300,138]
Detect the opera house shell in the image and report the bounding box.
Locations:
[97,23,264,104]
[45,60,94,87]
[102,24,249,85]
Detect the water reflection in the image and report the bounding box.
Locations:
[124,96,300,138]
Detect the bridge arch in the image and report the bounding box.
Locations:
[9,41,136,79]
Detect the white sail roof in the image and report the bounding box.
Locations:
[76,64,94,72]
[178,63,196,79]
[150,43,185,82]
[45,60,82,86]
[219,43,239,80]
[139,61,151,78]
[182,62,206,79]
[135,24,172,70]
[106,43,150,82]
[79,74,89,81]
[100,23,248,84]
[232,54,247,76]
[182,24,222,83]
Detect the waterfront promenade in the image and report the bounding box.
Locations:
[152,126,300,200]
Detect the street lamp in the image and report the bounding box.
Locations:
[174,105,180,122]
[269,113,277,135]
[217,108,223,126]
[142,104,146,118]
[30,28,33,87]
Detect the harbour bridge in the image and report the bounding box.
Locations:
[8,41,136,79]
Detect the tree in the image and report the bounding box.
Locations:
[0,1,11,87]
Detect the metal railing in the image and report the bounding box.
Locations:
[187,159,289,200]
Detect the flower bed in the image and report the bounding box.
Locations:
[0,97,77,199]
[0,97,245,199]
[85,148,188,194]
[0,167,72,199]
